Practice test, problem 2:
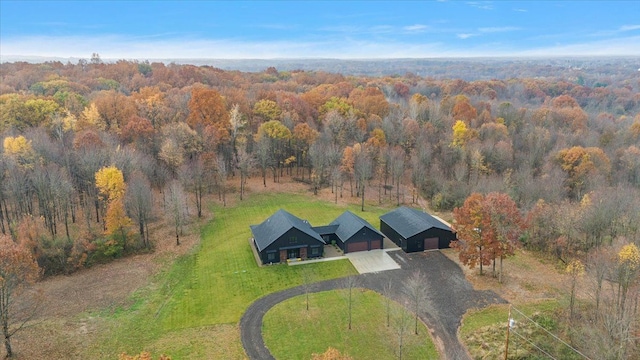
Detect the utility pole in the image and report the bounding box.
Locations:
[504,304,512,360]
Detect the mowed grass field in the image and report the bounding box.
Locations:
[263,289,439,359]
[88,192,392,359]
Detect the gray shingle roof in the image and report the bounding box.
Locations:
[250,209,325,251]
[312,225,339,236]
[380,206,451,239]
[330,210,383,243]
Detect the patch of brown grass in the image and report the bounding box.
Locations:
[441,248,566,304]
[146,324,245,359]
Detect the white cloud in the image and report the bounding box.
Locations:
[404,24,429,33]
[513,8,527,12]
[620,25,640,32]
[466,2,493,10]
[590,24,640,37]
[457,33,477,39]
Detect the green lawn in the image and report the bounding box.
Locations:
[89,192,391,358]
[263,289,439,360]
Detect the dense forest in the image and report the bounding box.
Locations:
[1,57,639,358]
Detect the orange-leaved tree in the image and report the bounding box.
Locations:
[451,193,493,275]
[187,87,229,141]
[0,235,41,357]
[482,192,525,282]
[452,192,525,280]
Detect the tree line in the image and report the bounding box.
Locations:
[0,59,638,271]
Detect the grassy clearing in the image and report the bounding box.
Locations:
[89,192,389,358]
[263,289,439,360]
[159,192,384,329]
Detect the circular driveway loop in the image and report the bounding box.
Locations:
[240,250,505,360]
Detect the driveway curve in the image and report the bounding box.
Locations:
[240,250,505,360]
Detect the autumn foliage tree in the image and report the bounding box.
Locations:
[452,193,492,275]
[566,259,585,319]
[482,192,526,282]
[555,146,611,199]
[95,166,132,252]
[187,87,229,141]
[452,192,525,279]
[0,235,41,357]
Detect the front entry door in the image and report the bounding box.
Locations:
[288,248,300,259]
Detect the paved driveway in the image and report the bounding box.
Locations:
[240,250,505,360]
[346,249,401,274]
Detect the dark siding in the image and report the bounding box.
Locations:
[380,220,402,247]
[344,227,384,253]
[329,224,384,254]
[405,234,424,253]
[404,228,456,253]
[259,228,323,264]
[322,233,340,245]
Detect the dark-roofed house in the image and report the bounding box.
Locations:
[329,211,384,253]
[250,209,325,264]
[380,206,456,253]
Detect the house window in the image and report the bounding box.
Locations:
[289,236,298,244]
[267,252,276,261]
[311,247,319,256]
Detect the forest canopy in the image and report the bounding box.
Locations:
[0,58,638,277]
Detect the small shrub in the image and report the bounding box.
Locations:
[89,236,123,264]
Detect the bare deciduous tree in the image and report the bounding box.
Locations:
[381,278,394,327]
[393,303,413,360]
[353,145,372,211]
[216,156,228,207]
[180,157,210,218]
[236,147,254,201]
[343,276,359,330]
[164,180,188,246]
[403,270,427,335]
[125,171,153,249]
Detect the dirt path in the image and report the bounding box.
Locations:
[240,250,505,360]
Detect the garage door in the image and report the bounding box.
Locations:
[347,241,369,253]
[370,239,382,250]
[424,237,439,250]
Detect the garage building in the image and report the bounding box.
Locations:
[380,206,456,253]
[328,210,384,254]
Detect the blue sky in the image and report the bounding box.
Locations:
[1,1,639,59]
